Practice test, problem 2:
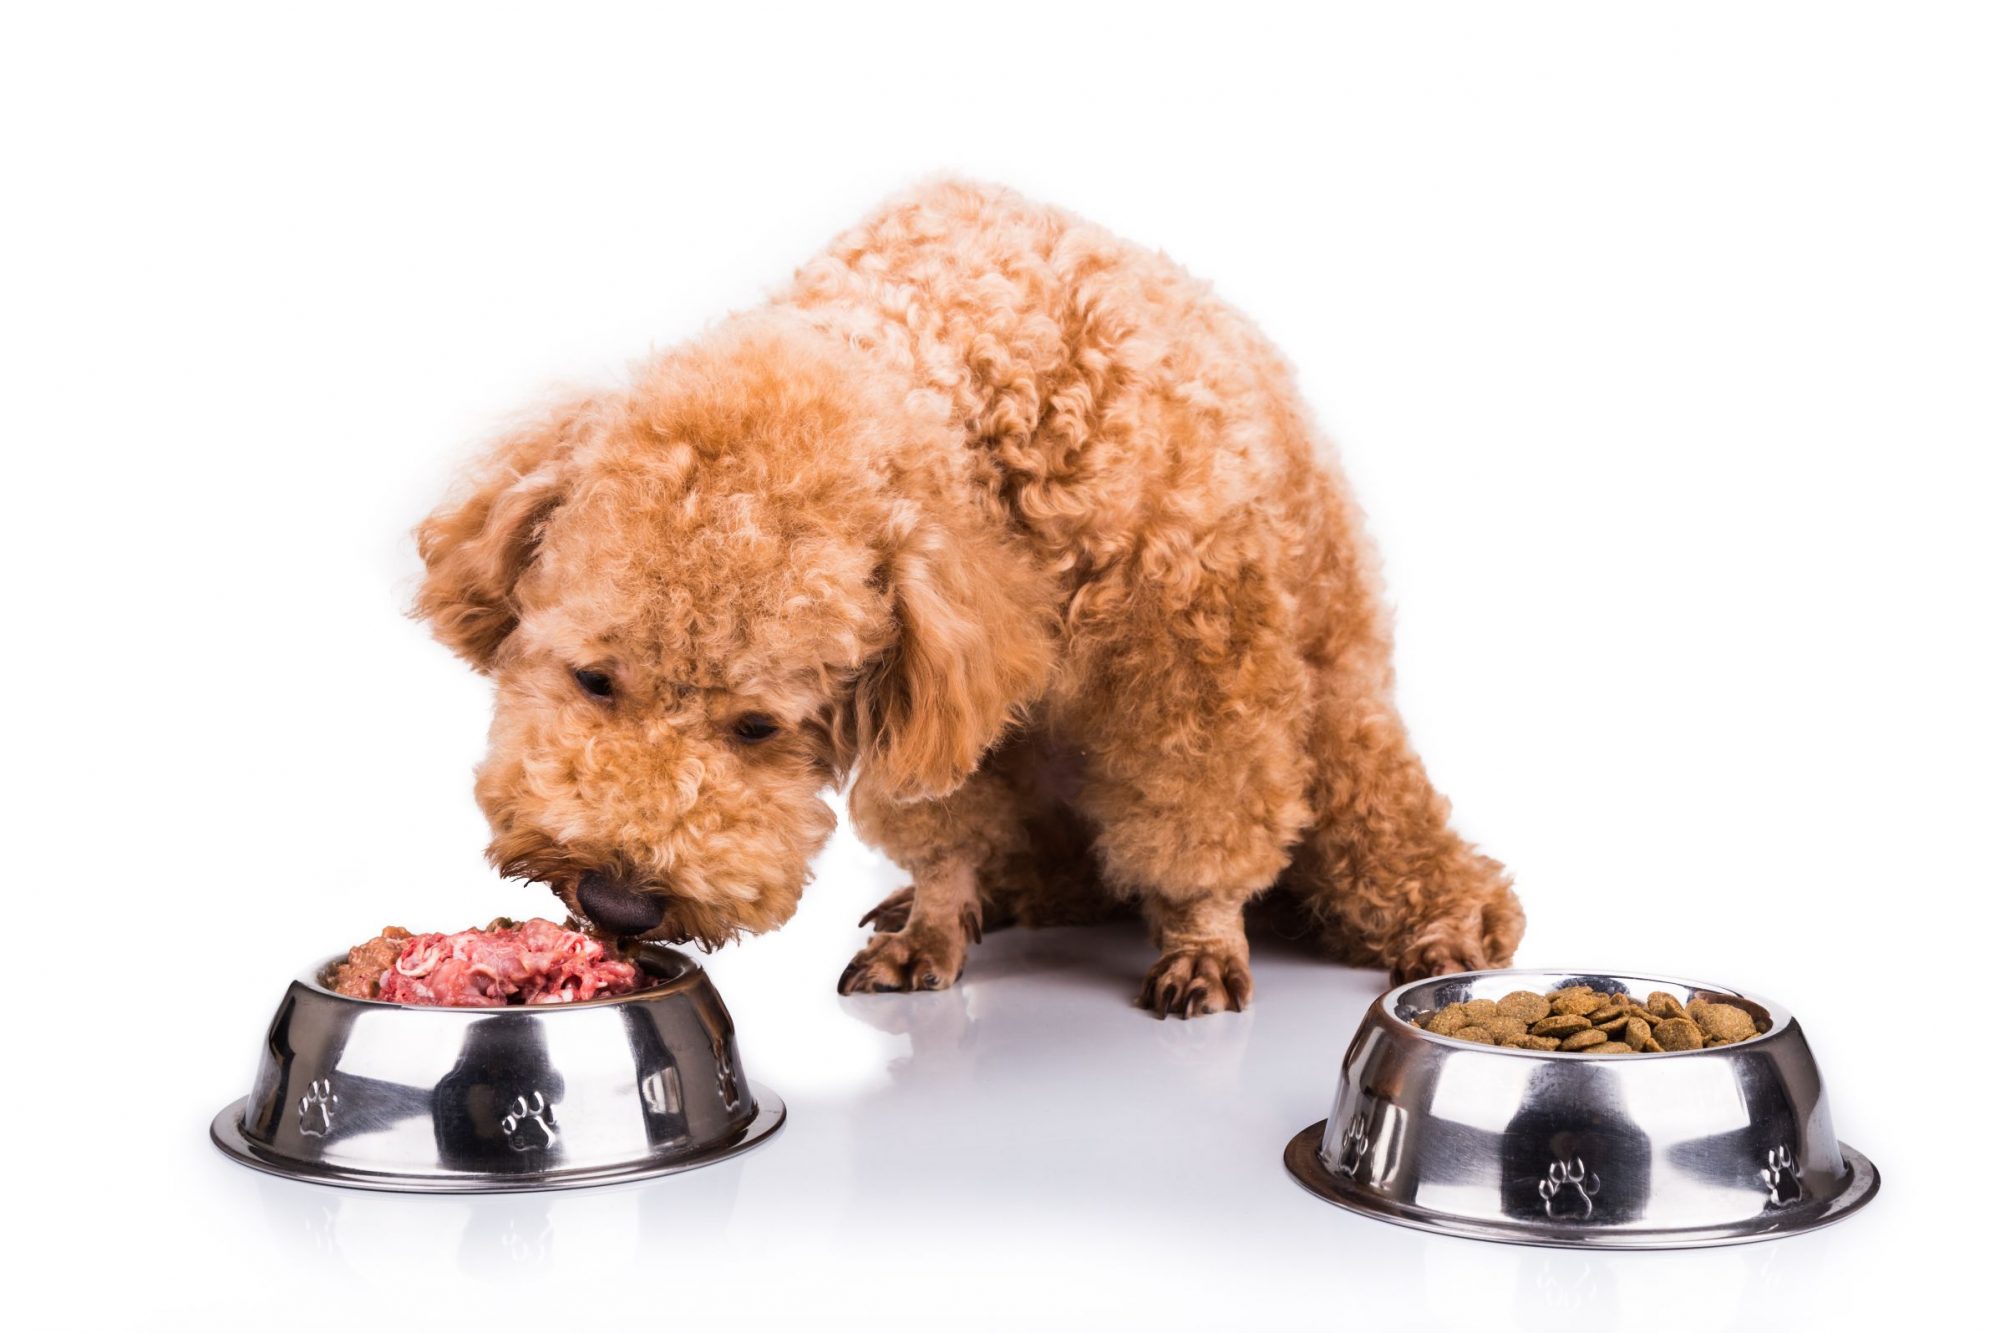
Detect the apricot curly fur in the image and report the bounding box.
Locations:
[415,179,1522,1010]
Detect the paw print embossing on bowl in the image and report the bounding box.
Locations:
[296,1078,338,1138]
[1333,1113,1371,1180]
[1538,1156,1601,1221]
[500,1091,558,1152]
[1761,1145,1806,1207]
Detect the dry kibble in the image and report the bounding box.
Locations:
[1654,1016,1704,1051]
[1425,1004,1469,1035]
[1497,991,1552,1024]
[1530,1014,1591,1038]
[1688,1001,1758,1044]
[1414,986,1763,1054]
[1552,988,1601,1016]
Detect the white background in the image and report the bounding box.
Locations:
[4,2,1995,1327]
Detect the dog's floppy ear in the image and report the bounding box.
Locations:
[414,402,591,670]
[854,504,1055,801]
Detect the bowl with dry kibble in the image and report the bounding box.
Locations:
[1283,969,1879,1248]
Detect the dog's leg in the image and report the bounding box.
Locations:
[837,858,985,994]
[1081,746,1295,1019]
[1137,893,1256,1018]
[855,882,1022,936]
[1284,609,1524,984]
[840,755,1036,993]
[1065,563,1316,1018]
[1285,706,1523,984]
[1085,790,1299,1020]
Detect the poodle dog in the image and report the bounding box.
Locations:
[416,179,1523,1017]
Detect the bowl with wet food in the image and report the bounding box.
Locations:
[211,918,784,1192]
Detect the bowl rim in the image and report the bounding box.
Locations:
[298,941,706,1011]
[1381,966,1794,1058]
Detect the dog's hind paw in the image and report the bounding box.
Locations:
[1139,945,1253,1019]
[1386,888,1522,984]
[837,916,974,995]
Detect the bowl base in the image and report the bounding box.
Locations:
[212,1084,785,1194]
[1283,1119,1879,1250]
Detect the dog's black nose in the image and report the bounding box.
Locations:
[576,871,667,936]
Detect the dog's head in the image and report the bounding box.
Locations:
[414,316,1052,946]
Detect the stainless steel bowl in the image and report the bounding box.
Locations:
[1284,968,1878,1248]
[212,944,784,1192]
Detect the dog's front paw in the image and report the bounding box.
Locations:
[837,918,972,995]
[1139,944,1253,1019]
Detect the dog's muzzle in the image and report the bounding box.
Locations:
[576,870,668,936]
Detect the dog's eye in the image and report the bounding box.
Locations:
[731,715,780,744]
[572,667,615,699]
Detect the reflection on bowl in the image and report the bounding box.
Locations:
[212,945,783,1192]
[1284,969,1878,1248]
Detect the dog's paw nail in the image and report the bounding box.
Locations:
[919,972,941,990]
